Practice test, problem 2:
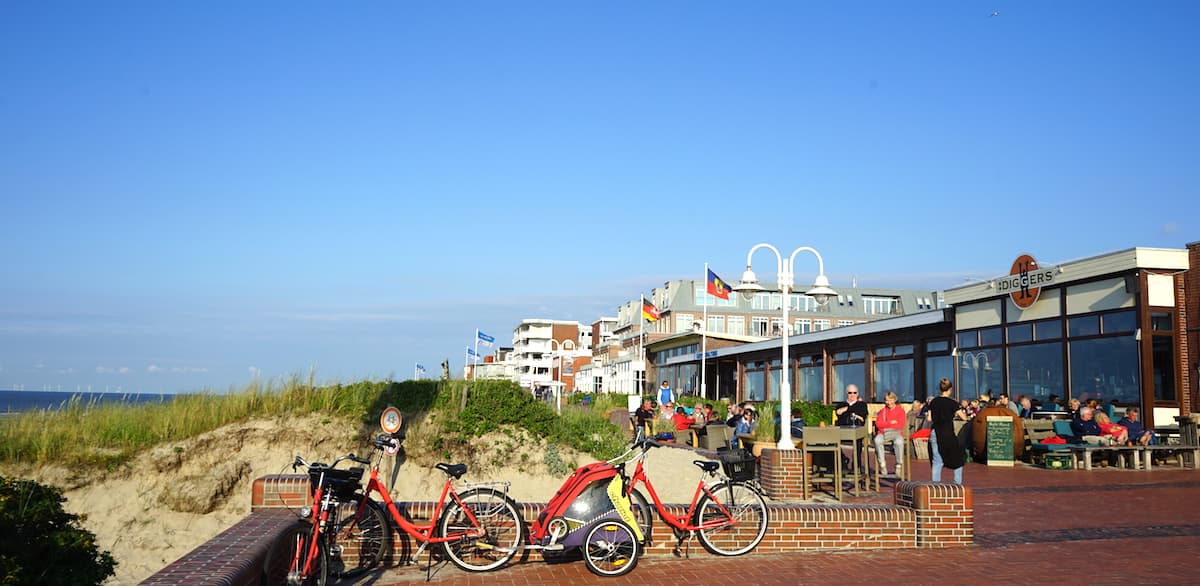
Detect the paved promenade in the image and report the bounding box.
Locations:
[354,462,1200,585]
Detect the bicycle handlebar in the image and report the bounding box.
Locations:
[291,452,371,472]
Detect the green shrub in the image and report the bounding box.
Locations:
[0,476,116,585]
[794,401,836,427]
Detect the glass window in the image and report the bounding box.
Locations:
[1006,342,1063,403]
[1068,315,1100,337]
[1069,336,1140,404]
[815,319,831,331]
[925,355,955,402]
[874,358,914,403]
[745,369,766,402]
[876,346,894,358]
[1152,336,1176,401]
[832,363,865,402]
[799,364,824,402]
[1035,320,1062,340]
[728,316,744,336]
[980,327,1002,346]
[958,349,1003,400]
[957,331,978,349]
[1007,323,1033,344]
[895,345,913,356]
[674,313,694,334]
[707,315,724,333]
[1101,310,1136,334]
[1151,312,1173,332]
[926,340,950,353]
[795,319,811,334]
[752,293,772,310]
[751,317,769,337]
[694,284,737,307]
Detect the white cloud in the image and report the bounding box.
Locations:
[248,366,262,378]
[96,366,132,375]
[148,365,164,373]
[1162,222,1179,235]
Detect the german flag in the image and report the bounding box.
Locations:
[707,268,732,300]
[642,301,661,322]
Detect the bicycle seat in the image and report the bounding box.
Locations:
[693,460,721,473]
[436,463,468,479]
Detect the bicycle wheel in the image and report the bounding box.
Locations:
[437,487,523,572]
[330,498,391,577]
[582,519,639,577]
[694,481,769,556]
[628,488,653,548]
[265,521,328,586]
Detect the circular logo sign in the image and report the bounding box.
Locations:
[1005,253,1042,309]
[380,406,403,434]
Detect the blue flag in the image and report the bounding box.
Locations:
[477,330,495,347]
[467,347,480,358]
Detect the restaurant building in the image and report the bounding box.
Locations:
[648,242,1197,427]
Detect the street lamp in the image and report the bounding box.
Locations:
[732,243,837,450]
[548,338,576,414]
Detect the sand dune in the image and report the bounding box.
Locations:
[1,413,720,585]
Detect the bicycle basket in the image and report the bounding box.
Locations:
[308,466,365,500]
[718,449,756,482]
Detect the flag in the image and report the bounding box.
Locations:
[642,300,660,322]
[416,364,426,373]
[707,268,732,300]
[477,330,495,347]
[467,347,479,358]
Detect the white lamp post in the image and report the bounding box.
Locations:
[548,338,576,414]
[732,243,836,450]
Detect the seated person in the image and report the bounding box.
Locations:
[1093,411,1129,445]
[733,408,757,449]
[907,400,930,432]
[1044,394,1062,411]
[790,410,805,439]
[1065,398,1081,420]
[1070,407,1104,443]
[835,385,868,426]
[873,392,907,476]
[1019,396,1034,419]
[671,406,693,431]
[1117,407,1156,446]
[703,403,717,424]
[726,402,746,427]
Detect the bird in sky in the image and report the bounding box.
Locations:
[990,11,1000,17]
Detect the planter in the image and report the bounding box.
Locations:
[751,441,774,459]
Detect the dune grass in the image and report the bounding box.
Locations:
[0,377,625,471]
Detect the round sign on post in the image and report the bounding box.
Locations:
[380,405,403,434]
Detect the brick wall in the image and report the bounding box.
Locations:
[894,481,974,547]
[144,472,974,583]
[759,447,808,500]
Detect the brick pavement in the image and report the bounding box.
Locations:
[349,461,1200,585]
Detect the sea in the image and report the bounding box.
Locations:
[0,389,179,415]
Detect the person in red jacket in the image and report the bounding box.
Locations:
[873,392,907,476]
[672,406,693,431]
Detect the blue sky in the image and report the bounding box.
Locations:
[1,1,1196,393]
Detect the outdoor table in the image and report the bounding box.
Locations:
[836,425,871,494]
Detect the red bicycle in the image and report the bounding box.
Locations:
[270,430,524,584]
[618,439,769,556]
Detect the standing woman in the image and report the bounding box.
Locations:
[928,378,966,484]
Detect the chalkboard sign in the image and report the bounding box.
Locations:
[986,416,1015,467]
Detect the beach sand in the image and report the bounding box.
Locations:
[1,413,722,585]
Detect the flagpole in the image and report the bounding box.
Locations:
[639,294,646,396]
[701,263,709,400]
[473,328,480,367]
